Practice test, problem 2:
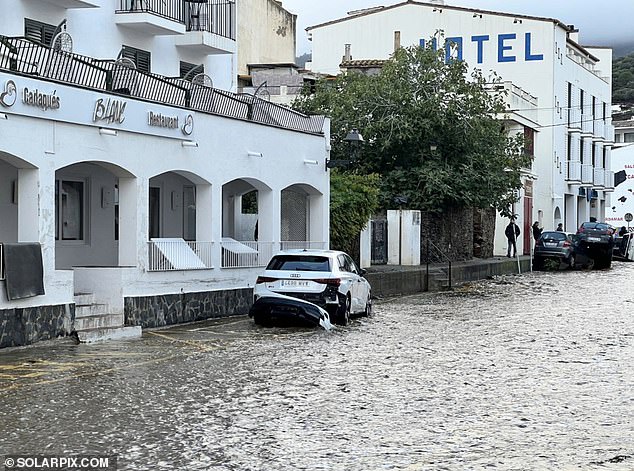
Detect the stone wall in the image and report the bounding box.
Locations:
[0,304,75,348]
[124,288,253,329]
[420,207,474,262]
[473,207,497,258]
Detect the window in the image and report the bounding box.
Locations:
[624,133,634,143]
[55,180,85,241]
[180,61,202,79]
[121,45,151,74]
[524,127,535,157]
[24,18,57,46]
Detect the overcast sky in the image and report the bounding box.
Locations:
[281,0,634,55]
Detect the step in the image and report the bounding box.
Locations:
[74,313,124,331]
[75,303,109,318]
[77,326,142,343]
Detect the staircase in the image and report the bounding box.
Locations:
[73,293,141,343]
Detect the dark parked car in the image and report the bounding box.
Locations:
[575,222,615,269]
[533,231,576,269]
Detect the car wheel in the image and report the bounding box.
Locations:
[336,295,351,326]
[568,254,576,269]
[362,292,372,317]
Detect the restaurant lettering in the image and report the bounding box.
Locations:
[148,111,179,129]
[93,98,126,124]
[22,87,60,111]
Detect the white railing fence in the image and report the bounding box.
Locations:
[147,240,214,272]
[221,240,276,268]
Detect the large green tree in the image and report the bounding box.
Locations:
[294,44,530,217]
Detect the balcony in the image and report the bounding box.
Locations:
[565,160,581,182]
[605,123,615,142]
[593,168,605,188]
[115,0,186,35]
[581,114,593,135]
[581,164,594,186]
[41,0,99,8]
[593,120,605,140]
[604,170,615,192]
[0,36,324,134]
[568,108,581,131]
[174,0,236,54]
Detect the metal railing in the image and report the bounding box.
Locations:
[0,36,324,135]
[185,0,236,39]
[581,114,594,134]
[581,164,594,185]
[147,240,214,271]
[221,240,275,268]
[117,0,186,23]
[604,170,615,191]
[565,160,582,182]
[280,241,328,250]
[425,240,452,291]
[593,167,605,188]
[0,243,4,281]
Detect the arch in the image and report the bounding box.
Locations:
[56,160,135,178]
[222,177,272,242]
[554,206,562,223]
[150,169,211,186]
[0,150,38,169]
[281,182,323,196]
[0,152,38,243]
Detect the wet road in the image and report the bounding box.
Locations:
[1,263,633,470]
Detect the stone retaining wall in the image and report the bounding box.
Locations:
[0,304,75,348]
[125,288,253,329]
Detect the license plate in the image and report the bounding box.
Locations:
[587,237,601,242]
[545,242,557,247]
[281,280,310,287]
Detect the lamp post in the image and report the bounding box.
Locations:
[326,128,364,170]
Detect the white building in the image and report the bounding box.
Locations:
[605,144,634,230]
[305,0,615,256]
[0,0,330,347]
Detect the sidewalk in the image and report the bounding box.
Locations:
[364,255,532,297]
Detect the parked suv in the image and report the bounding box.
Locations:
[575,222,615,269]
[533,231,576,270]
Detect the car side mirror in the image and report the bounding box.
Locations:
[360,268,367,276]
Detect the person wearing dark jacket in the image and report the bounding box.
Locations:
[505,220,520,257]
[532,221,542,241]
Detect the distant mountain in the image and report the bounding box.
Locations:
[296,53,311,69]
[613,51,634,105]
[611,42,634,59]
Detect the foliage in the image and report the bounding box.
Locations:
[329,171,380,254]
[613,52,634,104]
[294,43,530,218]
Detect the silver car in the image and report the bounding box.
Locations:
[254,250,372,325]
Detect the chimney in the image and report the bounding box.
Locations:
[342,43,352,62]
[394,31,401,52]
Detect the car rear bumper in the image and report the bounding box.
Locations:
[249,296,331,329]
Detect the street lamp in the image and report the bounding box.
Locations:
[326,128,364,170]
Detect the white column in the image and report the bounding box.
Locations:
[196,184,213,242]
[359,221,372,268]
[118,176,139,267]
[17,168,39,242]
[308,193,326,246]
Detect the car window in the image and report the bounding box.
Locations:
[266,255,330,271]
[541,232,566,241]
[344,254,359,275]
[337,255,350,272]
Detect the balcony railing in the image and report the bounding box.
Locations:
[604,170,615,191]
[594,120,605,139]
[581,114,593,134]
[568,108,581,130]
[593,167,605,188]
[221,240,276,268]
[117,0,186,24]
[565,160,581,182]
[605,123,615,142]
[185,0,236,39]
[148,240,214,271]
[0,36,324,134]
[581,164,594,185]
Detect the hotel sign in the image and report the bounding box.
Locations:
[1,79,61,111]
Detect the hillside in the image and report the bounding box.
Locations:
[613,52,634,105]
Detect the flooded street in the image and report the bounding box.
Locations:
[1,263,633,470]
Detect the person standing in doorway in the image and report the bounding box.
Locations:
[505,219,520,257]
[556,223,564,232]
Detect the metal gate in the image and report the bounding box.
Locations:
[281,188,308,245]
[371,219,388,264]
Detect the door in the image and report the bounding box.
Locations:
[523,196,532,254]
[183,186,196,241]
[149,187,161,239]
